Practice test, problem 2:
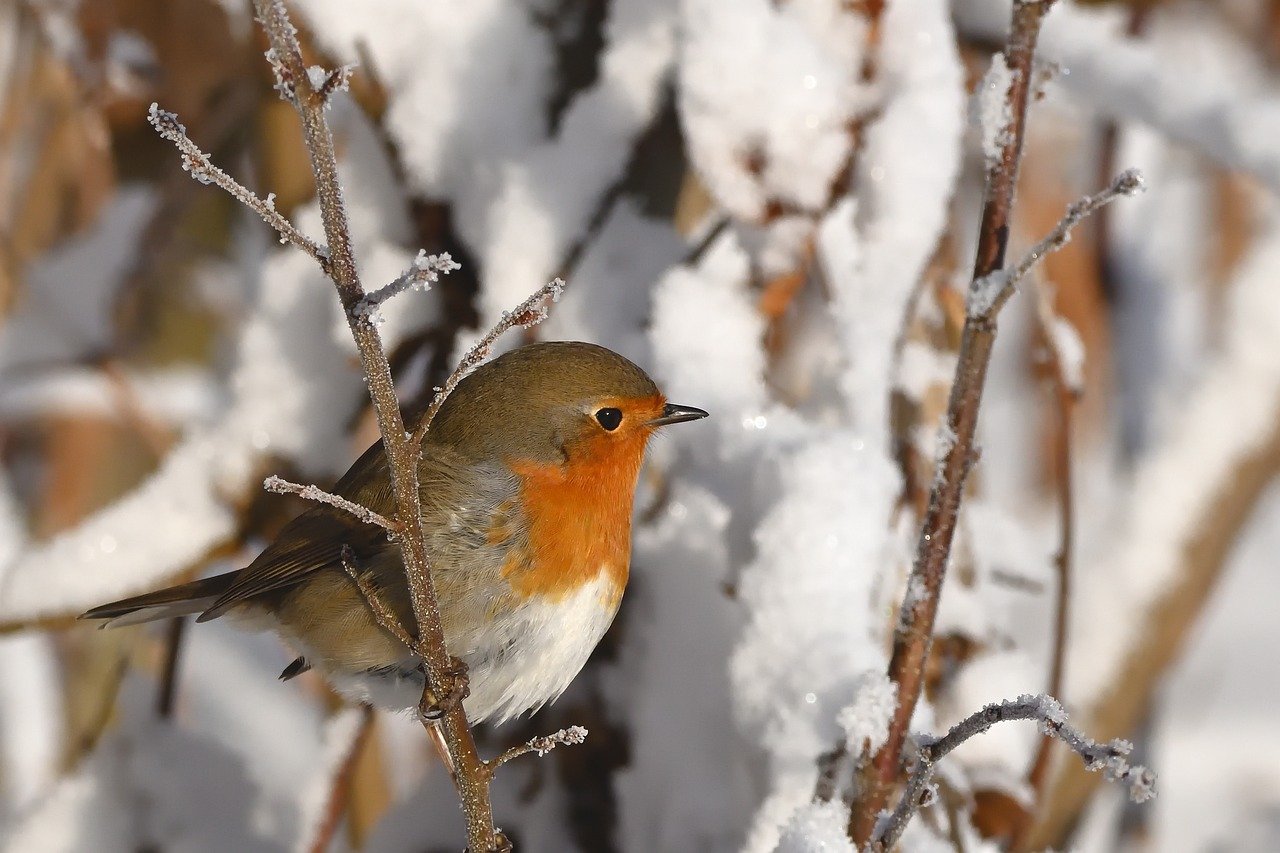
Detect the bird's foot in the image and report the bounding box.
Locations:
[417,656,471,721]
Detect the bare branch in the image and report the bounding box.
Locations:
[967,169,1145,319]
[486,726,589,775]
[353,251,462,324]
[411,277,566,447]
[873,695,1156,851]
[262,475,399,533]
[146,104,330,269]
[339,546,416,650]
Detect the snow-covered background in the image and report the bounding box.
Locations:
[0,0,1277,850]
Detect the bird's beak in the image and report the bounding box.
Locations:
[649,402,709,427]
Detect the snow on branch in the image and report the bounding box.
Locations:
[352,251,461,324]
[146,104,330,269]
[967,168,1145,318]
[872,695,1156,850]
[262,475,399,533]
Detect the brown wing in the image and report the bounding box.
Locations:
[198,440,396,621]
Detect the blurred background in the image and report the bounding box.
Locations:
[0,0,1277,850]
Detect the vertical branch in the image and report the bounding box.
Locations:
[1023,281,1079,818]
[249,2,498,849]
[849,1,1058,843]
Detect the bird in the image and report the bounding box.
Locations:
[81,341,707,724]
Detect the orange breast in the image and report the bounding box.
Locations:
[504,431,648,606]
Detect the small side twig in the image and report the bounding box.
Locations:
[872,695,1155,851]
[967,169,1145,318]
[410,277,566,448]
[263,475,399,534]
[353,251,461,323]
[146,104,330,270]
[486,726,589,776]
[338,546,417,650]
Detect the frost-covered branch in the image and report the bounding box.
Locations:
[486,726,589,774]
[967,169,1145,318]
[352,251,461,324]
[851,1,1062,842]
[872,695,1155,851]
[146,104,330,269]
[263,476,399,533]
[410,277,565,448]
[250,2,502,848]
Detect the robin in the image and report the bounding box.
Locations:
[82,341,707,723]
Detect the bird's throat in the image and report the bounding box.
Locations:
[505,434,646,606]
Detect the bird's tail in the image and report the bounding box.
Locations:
[79,572,239,628]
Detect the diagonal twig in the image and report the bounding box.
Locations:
[410,277,566,448]
[338,546,416,650]
[146,104,330,270]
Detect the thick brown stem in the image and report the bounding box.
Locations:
[848,1,1057,843]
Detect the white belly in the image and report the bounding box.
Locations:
[325,573,622,724]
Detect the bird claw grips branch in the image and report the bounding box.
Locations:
[418,657,471,722]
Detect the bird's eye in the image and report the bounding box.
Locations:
[595,407,623,431]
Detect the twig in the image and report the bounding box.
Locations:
[339,546,416,650]
[263,475,399,534]
[966,169,1145,319]
[851,1,1060,842]
[1019,275,1080,830]
[872,695,1155,851]
[486,726,589,775]
[410,277,565,448]
[353,251,461,323]
[306,705,376,853]
[145,104,330,270]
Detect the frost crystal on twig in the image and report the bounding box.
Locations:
[967,169,1145,318]
[352,251,461,324]
[411,278,567,446]
[489,726,588,771]
[262,475,398,533]
[872,694,1156,850]
[147,103,329,268]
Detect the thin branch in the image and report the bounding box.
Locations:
[486,726,589,775]
[410,277,566,448]
[1021,275,1080,824]
[146,104,330,269]
[353,251,461,323]
[249,2,500,848]
[872,695,1155,851]
[263,475,399,534]
[307,705,376,853]
[852,1,1061,842]
[967,169,1145,319]
[339,546,416,650]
